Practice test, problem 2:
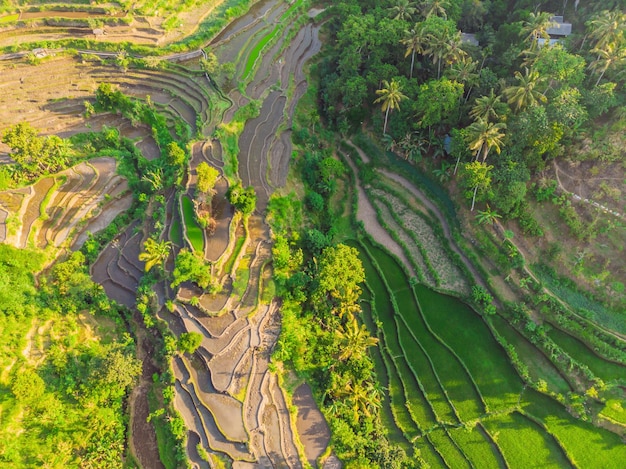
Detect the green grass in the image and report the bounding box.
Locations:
[181,195,204,253]
[533,263,623,334]
[522,389,626,468]
[352,242,423,439]
[359,293,414,450]
[169,213,182,246]
[415,284,524,411]
[241,0,303,80]
[358,241,439,429]
[352,239,626,467]
[396,319,458,425]
[148,386,178,469]
[366,237,485,424]
[447,426,500,468]
[223,234,245,275]
[490,315,572,394]
[414,437,447,469]
[232,254,250,297]
[548,327,626,382]
[427,428,471,469]
[0,14,19,23]
[39,175,65,220]
[482,411,571,469]
[599,400,626,425]
[448,425,502,469]
[351,133,459,228]
[396,288,484,421]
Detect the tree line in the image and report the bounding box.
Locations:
[317,0,626,220]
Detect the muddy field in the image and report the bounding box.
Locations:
[0,0,332,466]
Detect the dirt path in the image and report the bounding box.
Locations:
[342,146,415,277]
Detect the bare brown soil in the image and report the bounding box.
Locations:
[0,0,330,465]
[292,383,331,467]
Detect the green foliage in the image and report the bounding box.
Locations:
[226,182,256,215]
[196,162,220,195]
[84,348,142,405]
[178,332,203,354]
[0,244,136,466]
[0,244,44,316]
[181,195,204,253]
[313,244,365,307]
[171,248,212,290]
[2,122,73,182]
[139,238,172,273]
[11,368,45,403]
[413,77,464,129]
[166,141,187,168]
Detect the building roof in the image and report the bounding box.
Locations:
[546,16,572,36]
[537,38,563,47]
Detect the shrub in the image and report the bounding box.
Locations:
[178,332,203,354]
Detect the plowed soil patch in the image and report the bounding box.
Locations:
[292,383,330,467]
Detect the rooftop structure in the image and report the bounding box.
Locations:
[546,16,572,37]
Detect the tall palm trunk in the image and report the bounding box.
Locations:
[383,107,390,134]
[596,66,608,86]
[410,50,416,79]
[471,185,479,211]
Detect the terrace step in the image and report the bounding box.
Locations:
[176,380,253,462]
[176,355,248,444]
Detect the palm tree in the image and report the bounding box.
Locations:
[446,56,478,102]
[426,28,452,78]
[444,31,468,65]
[521,12,552,47]
[470,89,506,122]
[462,161,493,211]
[421,0,448,19]
[398,132,422,161]
[374,79,408,134]
[335,317,378,362]
[504,68,546,113]
[589,43,626,86]
[475,205,502,225]
[142,168,164,192]
[331,288,361,320]
[139,238,172,273]
[465,118,506,163]
[382,133,397,153]
[587,10,626,52]
[401,26,428,79]
[389,0,416,21]
[347,380,382,422]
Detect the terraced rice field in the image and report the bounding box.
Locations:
[0,157,129,250]
[349,236,626,467]
[6,0,625,466]
[339,133,626,467]
[152,1,330,466]
[0,0,331,466]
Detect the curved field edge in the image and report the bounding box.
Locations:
[346,234,626,467]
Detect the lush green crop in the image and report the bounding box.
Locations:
[181,195,204,253]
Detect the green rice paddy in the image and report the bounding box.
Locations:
[181,195,204,253]
[349,236,626,468]
[548,326,626,383]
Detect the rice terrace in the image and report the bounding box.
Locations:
[0,0,625,468]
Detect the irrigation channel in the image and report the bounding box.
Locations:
[1,0,626,466]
